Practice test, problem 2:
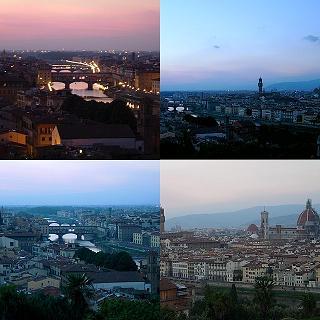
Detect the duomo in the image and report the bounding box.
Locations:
[247,199,320,240]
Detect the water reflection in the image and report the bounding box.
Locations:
[51,82,113,103]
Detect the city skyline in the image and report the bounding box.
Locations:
[0,0,159,51]
[161,0,320,91]
[161,160,320,218]
[0,161,159,205]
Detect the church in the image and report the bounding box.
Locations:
[249,199,320,240]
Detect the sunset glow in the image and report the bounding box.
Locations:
[0,0,159,50]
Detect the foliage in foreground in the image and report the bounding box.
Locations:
[161,276,320,320]
[75,247,138,271]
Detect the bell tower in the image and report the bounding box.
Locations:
[258,77,263,95]
[260,209,269,240]
[160,207,165,234]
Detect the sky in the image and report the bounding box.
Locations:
[161,160,320,218]
[161,0,320,90]
[0,0,159,50]
[0,161,159,205]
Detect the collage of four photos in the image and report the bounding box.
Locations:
[1,0,320,319]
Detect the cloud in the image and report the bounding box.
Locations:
[304,35,320,43]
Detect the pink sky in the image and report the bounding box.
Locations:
[0,0,159,50]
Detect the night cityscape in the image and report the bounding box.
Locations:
[0,0,160,159]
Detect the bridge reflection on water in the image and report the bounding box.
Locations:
[51,82,113,103]
[48,222,100,252]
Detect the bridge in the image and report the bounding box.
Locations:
[48,225,100,240]
[49,60,121,89]
[51,71,121,90]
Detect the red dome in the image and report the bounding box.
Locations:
[297,199,319,227]
[247,223,259,234]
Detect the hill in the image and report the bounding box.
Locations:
[267,79,320,91]
[166,204,320,230]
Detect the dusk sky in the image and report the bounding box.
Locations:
[161,0,320,90]
[0,161,159,205]
[0,0,159,50]
[161,161,320,218]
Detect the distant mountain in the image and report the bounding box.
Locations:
[248,214,298,227]
[166,204,320,230]
[267,79,320,91]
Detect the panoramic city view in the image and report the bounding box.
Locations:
[0,161,160,319]
[160,160,320,319]
[161,0,320,159]
[0,0,160,159]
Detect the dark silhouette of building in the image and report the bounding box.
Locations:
[160,207,165,234]
[258,77,263,95]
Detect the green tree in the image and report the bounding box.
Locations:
[63,273,94,317]
[254,276,275,320]
[300,292,317,317]
[98,299,159,320]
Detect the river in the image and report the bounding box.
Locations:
[51,81,113,104]
[48,221,101,253]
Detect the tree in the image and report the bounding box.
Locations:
[98,299,159,320]
[300,292,317,317]
[254,276,275,320]
[63,273,94,317]
[61,95,137,132]
[74,247,137,271]
[229,284,238,305]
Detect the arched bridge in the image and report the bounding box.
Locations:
[48,225,99,240]
[51,72,121,90]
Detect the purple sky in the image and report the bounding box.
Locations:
[0,161,159,205]
[161,160,320,218]
[0,0,159,50]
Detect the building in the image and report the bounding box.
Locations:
[0,235,19,249]
[0,129,27,145]
[4,232,39,252]
[269,225,298,240]
[52,122,143,152]
[27,276,60,291]
[89,271,151,292]
[118,224,142,242]
[152,78,160,94]
[258,77,263,95]
[160,207,165,233]
[260,210,269,239]
[37,65,52,87]
[297,199,320,238]
[134,71,160,91]
[258,199,319,241]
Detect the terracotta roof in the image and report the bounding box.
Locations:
[297,200,319,226]
[160,278,177,291]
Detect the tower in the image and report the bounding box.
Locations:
[160,207,165,234]
[258,77,263,95]
[260,209,269,240]
[0,207,3,225]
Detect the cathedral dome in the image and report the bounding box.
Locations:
[247,224,259,234]
[297,199,319,227]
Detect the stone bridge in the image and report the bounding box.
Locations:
[51,71,121,90]
[48,225,99,240]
